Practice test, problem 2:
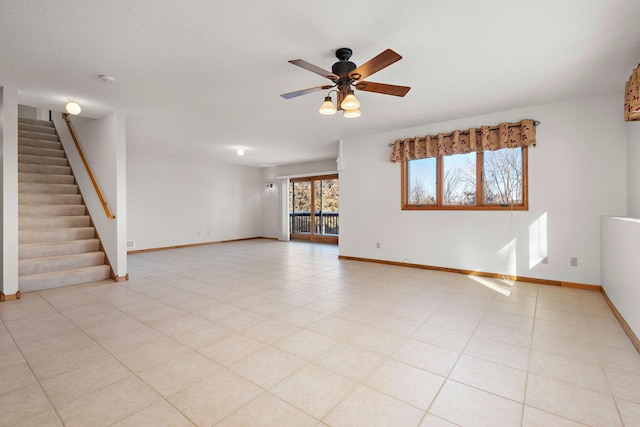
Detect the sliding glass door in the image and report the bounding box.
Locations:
[290,174,338,243]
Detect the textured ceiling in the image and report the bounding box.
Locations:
[1,0,639,167]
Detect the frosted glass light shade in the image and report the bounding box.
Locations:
[65,102,81,115]
[341,91,360,110]
[343,108,361,118]
[319,96,337,115]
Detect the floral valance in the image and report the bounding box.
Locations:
[625,64,640,121]
[390,119,537,162]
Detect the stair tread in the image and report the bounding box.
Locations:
[19,251,104,263]
[21,225,94,230]
[18,118,54,126]
[18,154,68,164]
[19,265,111,280]
[19,139,62,149]
[20,238,99,247]
[19,214,89,219]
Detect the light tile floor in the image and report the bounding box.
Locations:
[1,240,639,426]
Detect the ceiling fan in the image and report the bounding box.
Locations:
[281,47,411,118]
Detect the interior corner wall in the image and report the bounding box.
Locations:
[52,112,127,276]
[127,149,262,251]
[628,122,640,218]
[339,93,627,285]
[260,159,338,239]
[0,87,19,296]
[601,217,640,340]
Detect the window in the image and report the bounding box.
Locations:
[402,146,528,210]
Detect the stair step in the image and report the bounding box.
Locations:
[18,154,68,167]
[18,145,65,158]
[19,138,62,151]
[19,182,78,195]
[19,239,100,260]
[19,193,82,205]
[18,117,54,128]
[18,172,75,185]
[19,215,90,230]
[19,265,112,292]
[19,204,85,217]
[18,130,59,142]
[19,227,95,244]
[19,252,105,275]
[19,163,71,175]
[18,122,57,135]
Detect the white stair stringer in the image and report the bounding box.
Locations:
[17,117,112,292]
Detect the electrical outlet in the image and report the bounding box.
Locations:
[376,242,380,249]
[197,232,200,237]
[570,257,578,267]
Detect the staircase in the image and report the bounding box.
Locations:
[18,117,112,292]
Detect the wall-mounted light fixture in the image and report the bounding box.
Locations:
[236,148,245,156]
[65,101,81,115]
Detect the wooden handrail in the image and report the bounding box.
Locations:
[62,113,115,219]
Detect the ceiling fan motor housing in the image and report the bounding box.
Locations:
[332,60,356,77]
[332,47,356,78]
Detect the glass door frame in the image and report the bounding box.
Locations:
[289,174,338,244]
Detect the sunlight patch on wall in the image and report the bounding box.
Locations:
[497,237,518,280]
[529,212,548,268]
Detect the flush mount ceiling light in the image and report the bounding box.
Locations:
[236,148,245,156]
[65,101,81,115]
[281,47,411,119]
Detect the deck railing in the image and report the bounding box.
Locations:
[290,212,339,235]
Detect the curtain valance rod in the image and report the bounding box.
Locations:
[387,120,541,147]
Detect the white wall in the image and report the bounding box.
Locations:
[628,122,640,218]
[340,94,627,285]
[0,87,19,296]
[127,150,262,250]
[17,105,36,119]
[601,217,640,339]
[53,112,128,277]
[260,159,338,239]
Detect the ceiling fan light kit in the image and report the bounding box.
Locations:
[282,47,410,119]
[319,96,337,115]
[343,108,361,119]
[341,90,360,110]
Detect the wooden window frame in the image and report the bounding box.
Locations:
[401,147,529,211]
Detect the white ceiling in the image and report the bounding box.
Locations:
[1,0,639,167]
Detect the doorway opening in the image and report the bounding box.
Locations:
[289,174,339,244]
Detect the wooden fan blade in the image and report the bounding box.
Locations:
[288,59,339,81]
[280,85,334,99]
[349,49,402,81]
[355,81,411,97]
